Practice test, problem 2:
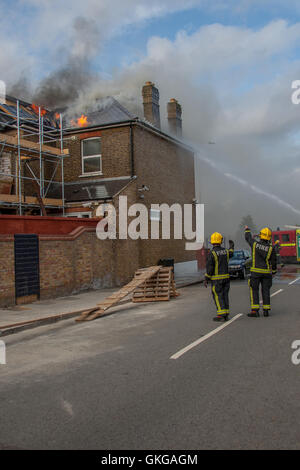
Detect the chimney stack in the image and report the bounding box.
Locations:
[142,81,161,129]
[167,98,182,137]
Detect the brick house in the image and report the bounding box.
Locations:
[0,83,196,306]
[48,81,196,266]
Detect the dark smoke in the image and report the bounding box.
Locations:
[32,17,100,109]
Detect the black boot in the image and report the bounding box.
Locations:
[263,310,269,317]
[247,310,259,318]
[213,314,228,322]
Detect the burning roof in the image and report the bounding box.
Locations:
[0,95,61,131]
[66,97,136,129]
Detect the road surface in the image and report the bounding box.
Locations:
[1,265,300,450]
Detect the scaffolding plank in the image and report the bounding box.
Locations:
[0,193,63,207]
[0,133,69,156]
[76,266,161,322]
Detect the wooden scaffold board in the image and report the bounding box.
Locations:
[76,266,162,322]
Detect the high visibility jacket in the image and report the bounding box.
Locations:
[205,245,234,281]
[245,229,277,275]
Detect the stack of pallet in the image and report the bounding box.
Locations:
[132,266,179,302]
[76,265,179,322]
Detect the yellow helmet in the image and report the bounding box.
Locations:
[275,239,280,245]
[260,227,272,241]
[210,232,223,244]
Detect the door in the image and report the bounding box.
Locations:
[14,234,40,304]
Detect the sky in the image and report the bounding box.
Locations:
[1,0,300,237]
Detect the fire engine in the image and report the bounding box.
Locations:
[272,227,300,263]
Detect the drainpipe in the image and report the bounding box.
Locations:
[130,123,135,178]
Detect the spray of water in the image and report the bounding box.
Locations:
[197,153,300,217]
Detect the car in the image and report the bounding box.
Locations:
[228,249,251,279]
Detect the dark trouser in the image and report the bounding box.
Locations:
[249,274,272,311]
[211,279,230,315]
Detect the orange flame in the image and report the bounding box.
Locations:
[70,114,89,128]
[31,103,47,116]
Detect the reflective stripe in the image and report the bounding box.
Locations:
[211,274,230,280]
[252,242,256,270]
[263,305,271,309]
[212,250,218,277]
[212,285,222,312]
[250,267,272,274]
[266,245,272,271]
[280,243,295,247]
[249,279,259,309]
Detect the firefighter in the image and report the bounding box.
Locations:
[245,226,277,317]
[204,232,234,322]
[274,239,283,268]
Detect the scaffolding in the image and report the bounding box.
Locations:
[0,98,69,216]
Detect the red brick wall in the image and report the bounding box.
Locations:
[0,215,99,235]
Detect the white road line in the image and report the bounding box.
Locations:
[271,289,284,297]
[170,314,243,360]
[260,289,283,304]
[289,277,300,286]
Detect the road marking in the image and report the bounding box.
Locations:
[289,277,300,286]
[170,314,243,360]
[259,289,283,304]
[271,289,284,297]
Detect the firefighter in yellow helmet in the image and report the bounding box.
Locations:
[245,226,277,317]
[205,232,234,322]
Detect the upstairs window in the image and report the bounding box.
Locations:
[81,138,102,175]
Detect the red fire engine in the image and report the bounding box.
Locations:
[272,228,300,263]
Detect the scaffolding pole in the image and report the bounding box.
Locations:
[0,99,68,215]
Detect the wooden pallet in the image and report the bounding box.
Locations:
[132,267,179,302]
[76,266,162,322]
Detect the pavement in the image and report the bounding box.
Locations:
[0,263,204,334]
[0,265,300,449]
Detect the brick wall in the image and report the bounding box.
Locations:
[133,125,196,265]
[0,237,15,307]
[63,127,132,182]
[39,231,115,299]
[0,152,12,178]
[0,228,137,307]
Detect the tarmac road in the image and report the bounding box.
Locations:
[0,265,300,450]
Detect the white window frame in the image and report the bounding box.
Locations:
[81,137,102,177]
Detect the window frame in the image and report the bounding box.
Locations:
[81,137,102,176]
